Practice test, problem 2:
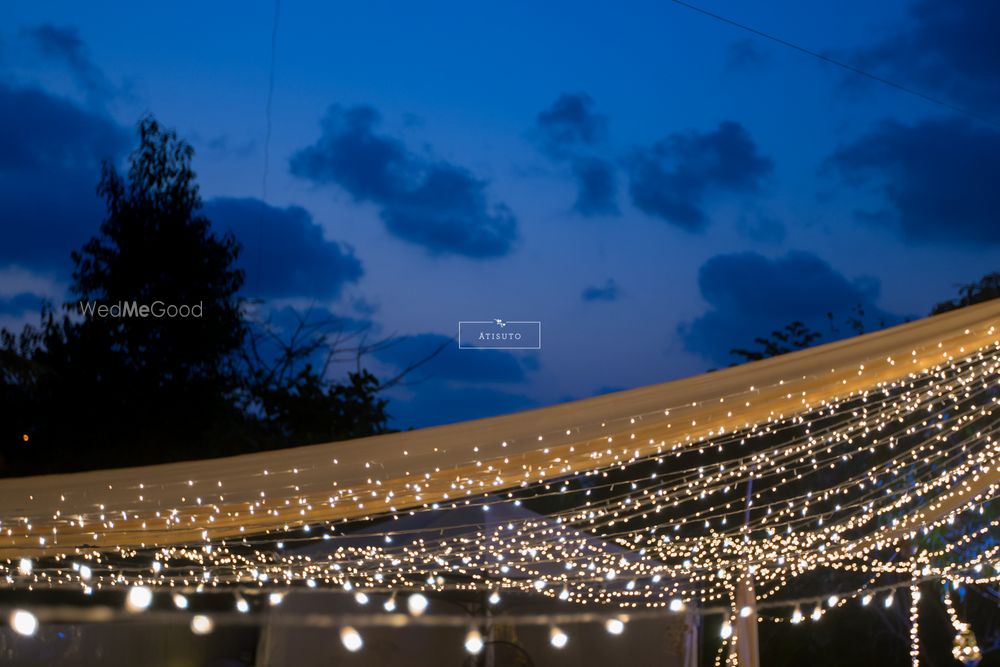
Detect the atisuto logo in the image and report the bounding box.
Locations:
[78,301,204,319]
[458,319,541,349]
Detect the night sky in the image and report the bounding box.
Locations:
[2,1,998,429]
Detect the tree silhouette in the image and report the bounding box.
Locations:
[0,117,396,475]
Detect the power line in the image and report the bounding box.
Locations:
[668,0,1000,130]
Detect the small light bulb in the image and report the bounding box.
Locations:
[190,615,213,635]
[268,592,284,606]
[861,594,872,606]
[811,605,822,621]
[739,606,752,618]
[383,596,397,612]
[605,618,625,635]
[464,628,484,654]
[235,597,249,613]
[340,626,363,652]
[884,593,894,608]
[126,586,153,611]
[558,587,569,601]
[18,558,32,576]
[827,595,839,608]
[669,599,685,612]
[354,592,369,605]
[488,591,501,605]
[791,607,803,624]
[79,565,92,581]
[720,622,733,639]
[173,594,188,609]
[550,627,569,648]
[10,610,37,636]
[407,593,428,616]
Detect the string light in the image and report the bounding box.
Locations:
[0,307,993,662]
[605,617,626,635]
[464,628,484,654]
[340,626,363,652]
[173,594,189,609]
[550,626,569,648]
[9,610,38,636]
[407,593,428,617]
[190,614,213,635]
[126,586,153,612]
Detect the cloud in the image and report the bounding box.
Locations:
[0,292,46,317]
[203,197,363,300]
[827,117,1000,247]
[290,105,517,258]
[20,24,116,102]
[679,251,903,366]
[853,0,1000,109]
[627,121,771,231]
[581,278,620,302]
[535,93,608,158]
[533,93,618,216]
[373,332,537,384]
[726,39,770,71]
[0,81,129,272]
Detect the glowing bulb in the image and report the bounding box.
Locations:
[669,599,685,612]
[464,628,484,654]
[268,593,284,606]
[340,626,363,652]
[550,626,569,648]
[173,594,188,609]
[235,597,249,613]
[827,595,839,608]
[884,593,894,608]
[407,593,428,616]
[605,618,625,635]
[354,592,369,605]
[488,591,501,605]
[558,587,569,601]
[126,586,153,611]
[18,558,32,576]
[861,594,872,606]
[811,605,822,621]
[791,607,803,624]
[739,606,752,618]
[720,622,733,639]
[10,610,37,636]
[190,615,213,635]
[79,565,92,581]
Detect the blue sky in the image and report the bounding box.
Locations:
[2,0,998,428]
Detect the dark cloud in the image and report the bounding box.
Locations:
[20,24,116,102]
[0,292,46,317]
[535,93,607,158]
[0,81,129,272]
[581,278,620,302]
[854,0,1000,109]
[373,332,537,384]
[533,94,618,216]
[828,118,1000,247]
[570,157,618,216]
[204,197,363,300]
[726,39,770,71]
[290,105,517,258]
[679,251,903,366]
[627,121,771,231]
